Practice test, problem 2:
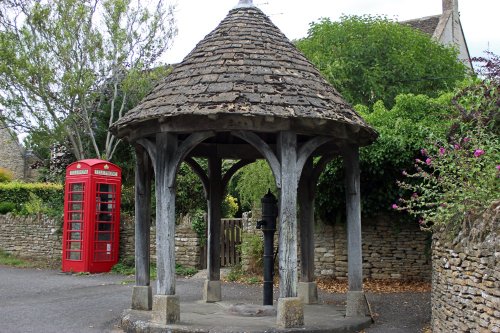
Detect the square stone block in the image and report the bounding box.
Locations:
[152,295,180,324]
[277,297,304,328]
[346,291,371,317]
[132,285,152,310]
[203,280,222,302]
[298,282,318,304]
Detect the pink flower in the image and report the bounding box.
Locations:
[415,158,422,163]
[474,149,485,157]
[425,158,432,165]
[420,149,428,156]
[439,147,445,155]
[454,144,460,150]
[392,204,398,209]
[412,192,418,199]
[496,165,500,171]
[463,137,471,143]
[402,170,408,176]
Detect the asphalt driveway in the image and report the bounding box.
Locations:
[0,266,430,332]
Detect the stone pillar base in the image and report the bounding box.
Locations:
[132,286,152,310]
[203,280,221,302]
[152,295,180,324]
[346,291,371,317]
[276,297,304,328]
[298,282,318,304]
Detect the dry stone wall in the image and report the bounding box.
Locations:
[431,202,500,333]
[315,215,431,280]
[0,211,430,279]
[0,214,62,263]
[0,214,201,269]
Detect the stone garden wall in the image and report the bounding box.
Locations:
[0,214,62,264]
[0,211,430,280]
[0,214,201,269]
[240,213,431,280]
[431,202,500,333]
[315,215,431,280]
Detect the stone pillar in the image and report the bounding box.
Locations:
[132,146,152,310]
[152,132,180,324]
[343,146,369,317]
[204,155,222,302]
[298,157,318,304]
[276,131,304,328]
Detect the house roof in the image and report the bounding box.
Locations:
[401,15,441,36]
[111,4,377,146]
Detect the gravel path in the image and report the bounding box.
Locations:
[0,266,430,332]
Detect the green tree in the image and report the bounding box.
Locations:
[316,92,457,221]
[0,0,177,160]
[296,15,467,107]
[234,160,276,211]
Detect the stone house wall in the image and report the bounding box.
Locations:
[0,125,26,180]
[431,202,499,333]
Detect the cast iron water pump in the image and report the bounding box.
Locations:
[256,189,278,305]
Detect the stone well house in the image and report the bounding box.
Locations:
[402,0,472,69]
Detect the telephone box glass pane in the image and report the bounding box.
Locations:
[70,222,82,230]
[70,193,83,201]
[70,183,84,192]
[70,202,83,210]
[70,212,83,220]
[70,232,81,240]
[68,242,81,250]
[67,252,81,260]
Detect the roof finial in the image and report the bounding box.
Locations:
[234,0,255,9]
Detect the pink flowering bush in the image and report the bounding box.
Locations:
[396,127,499,231]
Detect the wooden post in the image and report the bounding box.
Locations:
[155,132,177,296]
[204,154,222,302]
[298,157,315,282]
[135,146,152,286]
[343,146,362,292]
[277,131,298,298]
[132,145,153,310]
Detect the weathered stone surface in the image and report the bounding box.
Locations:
[152,294,180,324]
[346,291,371,317]
[276,297,304,328]
[431,201,500,333]
[298,281,318,304]
[132,286,152,311]
[203,280,222,303]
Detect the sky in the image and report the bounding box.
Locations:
[163,0,499,64]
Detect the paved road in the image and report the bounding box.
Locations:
[0,266,430,332]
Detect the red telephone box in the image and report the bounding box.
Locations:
[62,159,122,273]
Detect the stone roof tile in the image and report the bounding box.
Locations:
[111,6,377,144]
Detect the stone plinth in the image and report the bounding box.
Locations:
[203,280,221,302]
[132,286,152,310]
[152,295,180,324]
[277,297,304,328]
[298,281,318,304]
[346,291,370,317]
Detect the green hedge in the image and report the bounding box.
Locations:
[0,182,63,216]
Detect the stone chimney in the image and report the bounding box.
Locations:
[443,0,458,13]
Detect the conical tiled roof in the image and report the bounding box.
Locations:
[111,4,377,145]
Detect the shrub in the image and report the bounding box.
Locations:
[0,202,16,214]
[0,182,63,217]
[222,194,239,218]
[0,168,14,183]
[396,80,500,232]
[238,232,263,274]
